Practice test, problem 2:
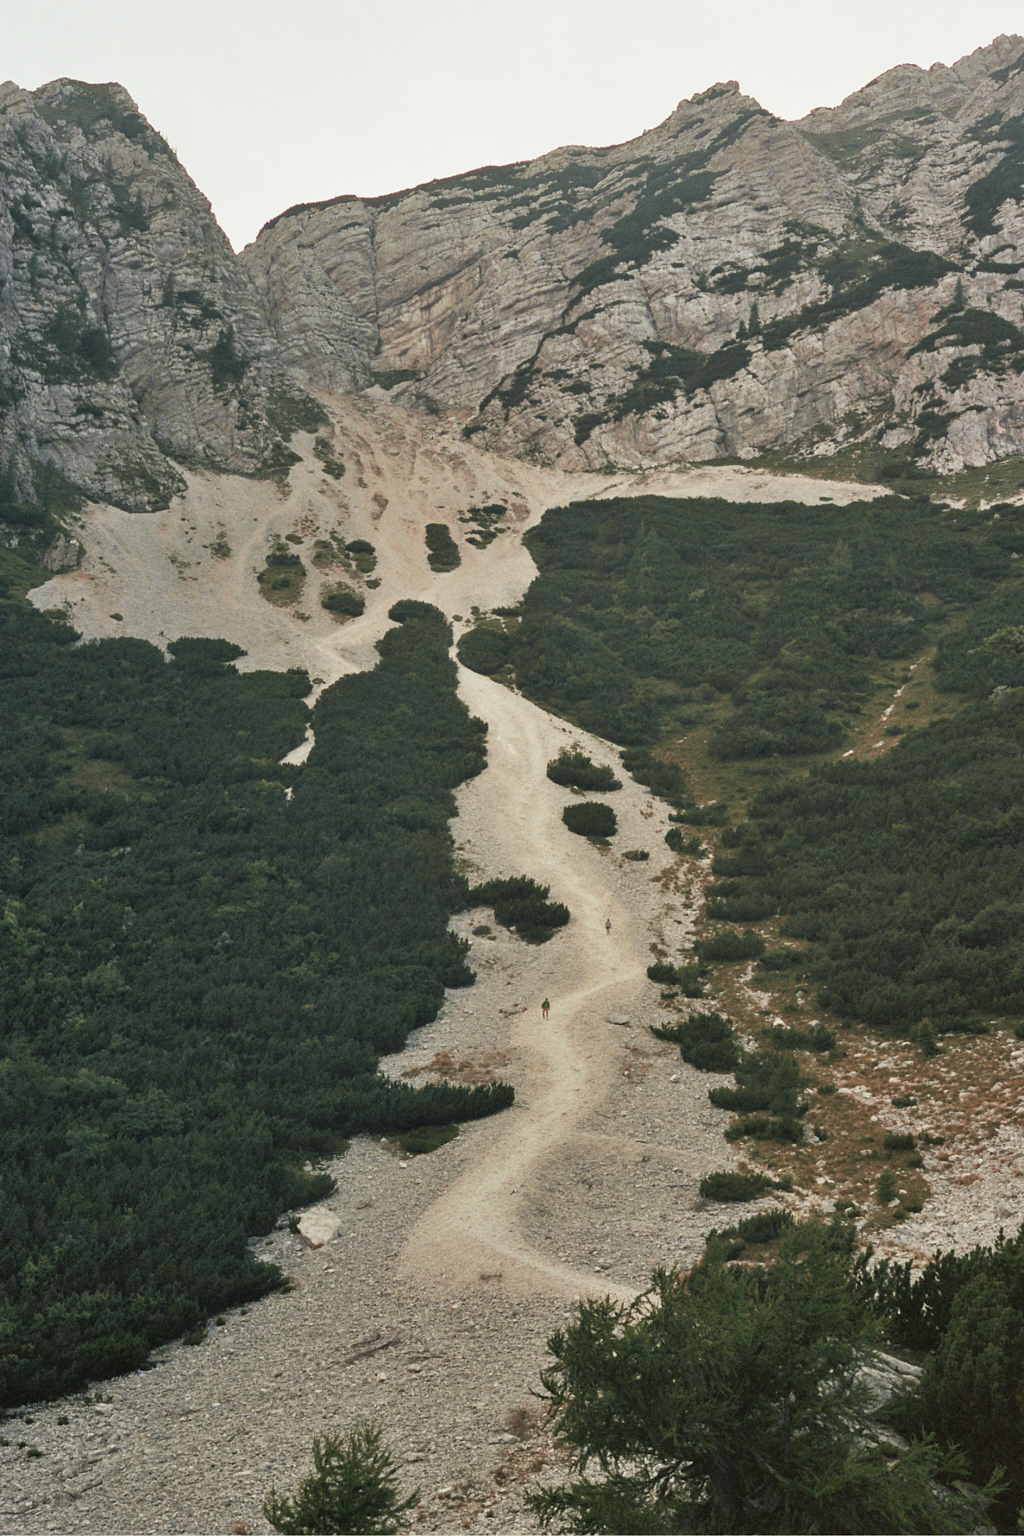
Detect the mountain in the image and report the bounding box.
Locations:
[0,78,321,511]
[3,36,1024,511]
[243,34,1024,476]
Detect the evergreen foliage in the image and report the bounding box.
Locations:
[505,495,1020,747]
[562,802,617,838]
[529,1226,981,1533]
[650,1011,739,1073]
[646,959,705,996]
[730,693,1024,1031]
[699,1171,791,1201]
[546,748,621,792]
[457,623,513,675]
[459,875,570,944]
[424,523,460,571]
[855,1223,1024,1529]
[0,596,509,1405]
[321,586,365,617]
[264,1421,418,1534]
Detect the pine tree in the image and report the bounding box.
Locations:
[529,1225,988,1533]
[264,1421,418,1535]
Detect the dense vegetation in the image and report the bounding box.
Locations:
[0,596,512,1405]
[458,494,1022,747]
[712,588,1024,1032]
[456,492,1024,1042]
[458,875,570,944]
[529,1222,989,1534]
[857,1224,1024,1528]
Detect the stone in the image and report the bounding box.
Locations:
[41,534,81,571]
[296,1209,341,1248]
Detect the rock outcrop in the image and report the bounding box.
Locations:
[0,79,322,510]
[4,40,1024,509]
[242,34,1024,475]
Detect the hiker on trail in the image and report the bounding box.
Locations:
[541,998,550,1019]
[605,917,612,934]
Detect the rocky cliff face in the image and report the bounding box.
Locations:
[4,41,1024,512]
[0,79,321,510]
[242,33,1024,476]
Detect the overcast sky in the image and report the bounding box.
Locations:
[6,1,1023,250]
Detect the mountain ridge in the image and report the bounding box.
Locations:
[3,35,1024,514]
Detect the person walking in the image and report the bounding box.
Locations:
[541,998,550,1019]
[605,917,612,935]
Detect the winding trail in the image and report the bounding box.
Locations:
[399,670,645,1305]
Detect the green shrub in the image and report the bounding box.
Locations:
[620,746,689,802]
[528,1224,980,1535]
[424,523,460,571]
[724,1112,804,1143]
[670,803,729,826]
[665,826,706,857]
[456,625,513,675]
[877,1170,898,1203]
[732,1208,794,1244]
[265,391,329,440]
[622,848,649,861]
[321,586,365,618]
[647,960,704,995]
[208,325,247,389]
[699,1171,790,1202]
[546,748,621,791]
[768,1023,836,1052]
[264,1421,418,1534]
[462,875,569,944]
[757,947,804,971]
[651,1011,739,1073]
[708,1047,804,1142]
[562,802,617,838]
[883,1131,917,1152]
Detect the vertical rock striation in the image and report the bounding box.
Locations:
[0,79,321,510]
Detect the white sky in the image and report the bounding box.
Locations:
[6,1,1024,250]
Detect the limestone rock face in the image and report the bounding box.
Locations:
[5,41,1024,506]
[0,79,319,509]
[243,34,1024,473]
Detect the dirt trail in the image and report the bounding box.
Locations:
[399,672,644,1305]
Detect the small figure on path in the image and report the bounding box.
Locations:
[541,998,550,1019]
[605,917,612,935]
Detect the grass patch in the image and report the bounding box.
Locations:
[257,548,306,606]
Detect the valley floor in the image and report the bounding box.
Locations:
[6,396,1022,1533]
